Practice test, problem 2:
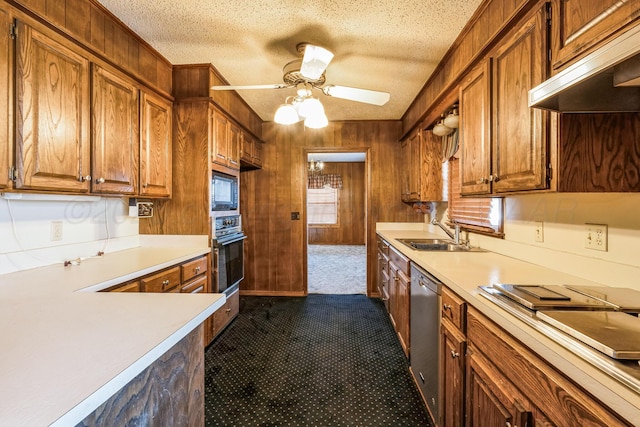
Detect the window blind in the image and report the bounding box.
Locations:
[307,187,339,225]
[447,157,503,236]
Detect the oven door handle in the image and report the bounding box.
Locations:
[216,234,247,245]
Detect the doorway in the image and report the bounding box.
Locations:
[304,150,368,295]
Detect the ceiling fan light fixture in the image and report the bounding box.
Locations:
[300,45,334,80]
[432,118,454,136]
[274,103,301,125]
[304,111,329,129]
[443,106,459,128]
[298,97,324,118]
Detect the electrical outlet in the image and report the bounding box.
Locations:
[50,221,63,241]
[534,221,544,243]
[585,223,607,251]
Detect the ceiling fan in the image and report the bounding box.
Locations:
[211,43,390,127]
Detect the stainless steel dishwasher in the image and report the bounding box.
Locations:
[410,262,441,424]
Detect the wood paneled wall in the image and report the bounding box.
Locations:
[240,121,423,297]
[308,162,366,245]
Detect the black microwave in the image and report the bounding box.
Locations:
[211,171,238,211]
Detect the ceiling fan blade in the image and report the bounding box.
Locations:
[322,85,390,106]
[211,84,289,90]
[300,44,334,80]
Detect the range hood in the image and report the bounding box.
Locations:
[529,24,640,112]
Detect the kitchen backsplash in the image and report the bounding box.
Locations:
[455,193,640,289]
[0,195,139,275]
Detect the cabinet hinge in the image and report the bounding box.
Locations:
[9,21,16,40]
[9,166,16,181]
[546,3,552,25]
[547,164,553,181]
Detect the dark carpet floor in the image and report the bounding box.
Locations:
[204,295,433,426]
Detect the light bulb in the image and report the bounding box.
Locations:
[274,103,300,125]
[298,97,324,118]
[304,112,328,129]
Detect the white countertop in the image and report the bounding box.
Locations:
[376,227,640,426]
[0,243,225,427]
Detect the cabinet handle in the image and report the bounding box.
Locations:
[381,297,389,301]
[476,177,489,184]
[162,279,170,288]
[451,350,460,358]
[490,174,500,182]
[143,183,149,188]
[225,308,232,313]
[79,175,91,182]
[443,303,452,311]
[95,177,105,184]
[195,266,201,273]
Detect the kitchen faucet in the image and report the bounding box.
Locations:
[431,218,462,245]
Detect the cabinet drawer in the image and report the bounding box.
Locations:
[141,267,180,292]
[102,281,140,292]
[389,245,410,276]
[377,237,390,255]
[214,289,239,334]
[442,287,466,332]
[182,275,206,294]
[181,255,208,283]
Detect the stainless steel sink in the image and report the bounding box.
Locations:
[396,238,487,252]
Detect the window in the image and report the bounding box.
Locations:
[308,187,339,226]
[447,157,503,236]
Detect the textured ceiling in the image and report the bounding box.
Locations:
[97,0,482,122]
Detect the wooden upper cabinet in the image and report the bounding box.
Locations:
[551,0,640,71]
[492,4,549,193]
[0,6,11,191]
[140,90,172,198]
[459,4,549,196]
[459,59,492,196]
[211,109,228,166]
[400,126,444,203]
[15,20,91,192]
[91,64,139,194]
[227,121,240,169]
[211,108,241,171]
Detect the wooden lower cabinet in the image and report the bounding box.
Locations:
[441,317,466,427]
[465,307,630,427]
[205,288,239,346]
[78,325,204,427]
[141,266,181,293]
[388,244,411,357]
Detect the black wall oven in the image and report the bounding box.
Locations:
[212,215,245,295]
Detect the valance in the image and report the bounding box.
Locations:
[307,174,343,189]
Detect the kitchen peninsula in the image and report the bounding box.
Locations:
[377,223,640,426]
[0,238,224,426]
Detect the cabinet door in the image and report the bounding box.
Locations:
[466,349,533,427]
[0,6,11,191]
[227,121,240,169]
[459,60,491,196]
[240,132,253,163]
[441,319,466,427]
[92,64,139,194]
[396,269,410,357]
[211,110,228,166]
[401,128,422,202]
[388,264,398,329]
[253,140,263,167]
[140,90,172,197]
[551,0,640,70]
[492,5,549,193]
[15,20,91,192]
